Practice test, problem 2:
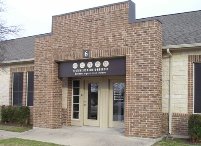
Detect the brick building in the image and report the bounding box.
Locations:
[0,0,201,138]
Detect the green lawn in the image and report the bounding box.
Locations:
[153,138,201,146]
[0,124,32,132]
[0,138,60,146]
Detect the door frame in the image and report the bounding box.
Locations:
[83,79,101,126]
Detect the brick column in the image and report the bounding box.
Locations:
[33,35,62,128]
[125,20,162,138]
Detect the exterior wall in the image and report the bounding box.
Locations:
[34,1,162,138]
[162,48,201,136]
[0,66,10,105]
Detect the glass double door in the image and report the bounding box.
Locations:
[83,78,125,128]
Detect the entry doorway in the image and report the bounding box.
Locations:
[70,77,125,128]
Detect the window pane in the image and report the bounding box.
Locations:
[13,92,23,106]
[194,63,201,113]
[73,112,79,119]
[73,96,79,103]
[28,72,34,91]
[27,72,34,106]
[88,83,98,120]
[73,88,79,95]
[13,72,23,106]
[27,92,33,106]
[73,104,79,111]
[72,80,80,119]
[113,83,125,121]
[73,80,80,88]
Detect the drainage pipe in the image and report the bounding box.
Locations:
[166,48,172,135]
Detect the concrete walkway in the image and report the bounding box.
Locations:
[0,127,160,146]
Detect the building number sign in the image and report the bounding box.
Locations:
[83,50,90,58]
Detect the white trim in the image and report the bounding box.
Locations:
[163,43,201,49]
[2,58,34,64]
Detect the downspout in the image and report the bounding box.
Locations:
[166,48,172,135]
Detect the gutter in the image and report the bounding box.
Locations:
[163,43,201,50]
[166,48,172,136]
[1,58,34,64]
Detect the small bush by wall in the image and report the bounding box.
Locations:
[1,106,30,126]
[188,114,201,143]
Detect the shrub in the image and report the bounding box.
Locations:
[1,106,30,126]
[188,114,201,143]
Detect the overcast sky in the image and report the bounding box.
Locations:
[1,0,201,38]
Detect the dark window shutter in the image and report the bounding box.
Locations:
[27,72,34,106]
[13,72,23,106]
[194,63,201,113]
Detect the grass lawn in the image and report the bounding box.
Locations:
[0,124,32,132]
[153,138,201,146]
[0,138,60,146]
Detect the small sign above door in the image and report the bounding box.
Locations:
[83,50,90,58]
[59,57,125,77]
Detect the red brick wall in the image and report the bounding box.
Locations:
[34,1,162,137]
[162,113,189,136]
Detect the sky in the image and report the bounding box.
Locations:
[1,0,201,38]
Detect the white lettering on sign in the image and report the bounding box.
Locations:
[72,60,109,76]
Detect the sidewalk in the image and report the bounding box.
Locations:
[0,127,160,146]
[0,130,20,140]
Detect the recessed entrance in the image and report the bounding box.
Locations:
[70,77,125,128]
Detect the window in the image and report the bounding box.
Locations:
[27,71,34,106]
[72,80,80,119]
[13,72,23,106]
[194,63,201,113]
[113,82,125,121]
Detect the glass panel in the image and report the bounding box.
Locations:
[73,80,80,88]
[194,63,201,113]
[73,112,79,119]
[73,96,79,103]
[13,92,23,106]
[88,83,98,120]
[27,72,34,106]
[73,88,79,95]
[72,80,80,119]
[13,72,23,106]
[73,104,79,111]
[113,83,125,121]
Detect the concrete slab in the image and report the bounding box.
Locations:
[16,126,160,146]
[0,130,20,140]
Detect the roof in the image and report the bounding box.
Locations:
[1,10,201,62]
[0,36,35,63]
[137,10,201,46]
